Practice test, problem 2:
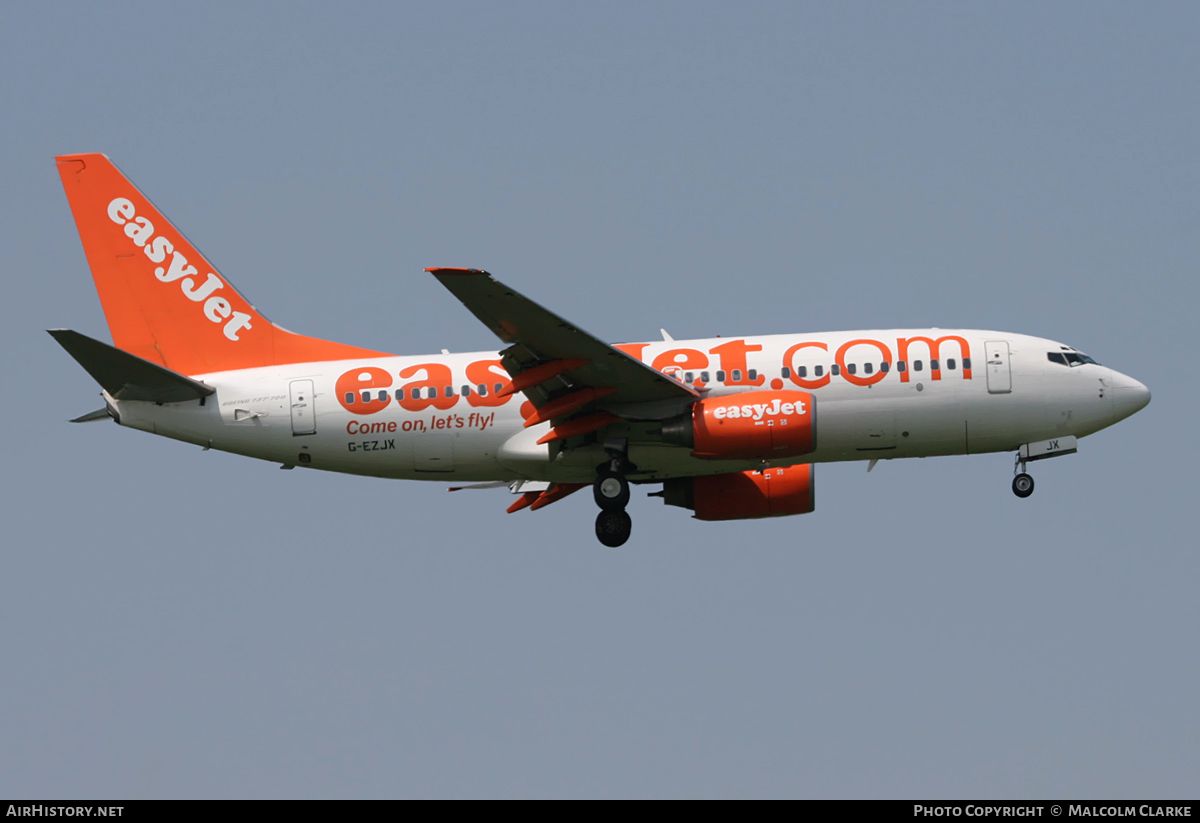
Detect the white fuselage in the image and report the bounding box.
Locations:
[107,329,1149,483]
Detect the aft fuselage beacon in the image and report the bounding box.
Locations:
[52,154,1151,546]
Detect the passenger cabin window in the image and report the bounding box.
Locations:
[397,389,406,400]
[360,391,371,403]
[847,363,857,375]
[947,359,956,370]
[913,360,923,372]
[962,357,971,370]
[880,362,890,373]
[732,369,742,381]
[685,372,694,383]
[345,392,355,404]
[748,369,757,380]
[443,386,453,398]
[494,383,503,394]
[930,359,939,371]
[428,388,438,399]
[701,372,710,383]
[897,361,907,373]
[716,371,726,383]
[781,367,790,378]
[477,384,488,396]
[863,362,873,374]
[378,390,389,402]
[798,366,807,378]
[461,385,471,396]
[831,364,840,376]
[814,365,823,377]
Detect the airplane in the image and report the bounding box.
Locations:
[50,153,1151,547]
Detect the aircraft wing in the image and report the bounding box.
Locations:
[427,269,698,412]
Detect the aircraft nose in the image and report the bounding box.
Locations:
[1111,371,1151,422]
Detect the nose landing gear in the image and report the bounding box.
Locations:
[1012,454,1035,498]
[1010,437,1078,498]
[593,461,633,546]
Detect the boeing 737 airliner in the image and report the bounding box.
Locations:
[51,154,1150,546]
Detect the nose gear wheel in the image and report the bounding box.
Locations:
[1012,473,1035,498]
[1011,452,1035,498]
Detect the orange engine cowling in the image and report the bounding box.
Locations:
[659,464,815,521]
[661,390,816,460]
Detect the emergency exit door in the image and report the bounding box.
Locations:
[984,341,1011,394]
[290,380,316,436]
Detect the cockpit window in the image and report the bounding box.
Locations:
[1049,351,1100,367]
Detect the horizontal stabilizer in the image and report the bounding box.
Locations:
[447,481,512,492]
[70,407,113,423]
[48,329,215,403]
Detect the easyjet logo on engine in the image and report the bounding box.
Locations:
[713,397,806,421]
[106,197,254,341]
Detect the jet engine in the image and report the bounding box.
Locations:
[659,464,815,521]
[660,390,817,460]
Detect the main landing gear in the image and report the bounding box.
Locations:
[594,463,632,547]
[596,509,633,547]
[1012,454,1035,499]
[594,467,630,510]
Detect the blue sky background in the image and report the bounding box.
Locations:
[1,1,1196,798]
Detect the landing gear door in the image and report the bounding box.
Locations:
[984,341,1011,394]
[855,411,896,451]
[290,379,316,436]
[413,434,454,472]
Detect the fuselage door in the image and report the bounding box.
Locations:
[984,341,1012,394]
[289,379,316,436]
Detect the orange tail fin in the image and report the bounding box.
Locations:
[56,154,388,375]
